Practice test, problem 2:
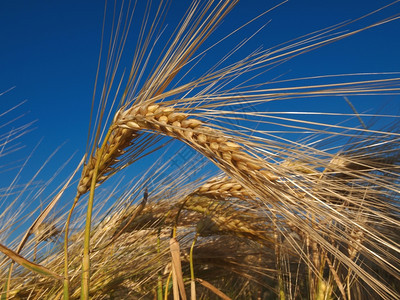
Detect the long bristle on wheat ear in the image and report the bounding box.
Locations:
[116,103,279,182]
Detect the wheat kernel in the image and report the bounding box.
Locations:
[78,185,88,194]
[216,137,227,143]
[222,152,232,161]
[168,113,187,122]
[147,104,159,113]
[121,128,129,135]
[180,119,194,128]
[231,191,242,198]
[236,161,247,171]
[246,161,263,170]
[181,119,189,128]
[126,121,141,130]
[183,130,193,140]
[81,177,90,187]
[219,143,240,152]
[153,107,165,116]
[225,141,241,149]
[199,126,213,133]
[231,184,242,191]
[163,107,175,114]
[139,105,148,115]
[198,183,212,193]
[171,121,181,127]
[197,133,207,144]
[158,115,169,124]
[172,121,183,135]
[209,142,219,151]
[209,183,222,191]
[182,119,202,128]
[260,170,279,181]
[128,106,140,116]
[219,183,235,191]
[231,152,245,161]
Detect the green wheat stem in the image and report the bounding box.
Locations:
[190,233,198,300]
[81,127,114,299]
[157,228,163,300]
[1,267,12,300]
[164,271,173,300]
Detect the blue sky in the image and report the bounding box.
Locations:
[0,0,399,206]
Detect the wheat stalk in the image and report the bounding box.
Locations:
[3,0,400,299]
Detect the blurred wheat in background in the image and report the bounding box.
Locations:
[1,0,400,299]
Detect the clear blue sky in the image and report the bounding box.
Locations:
[0,1,399,203]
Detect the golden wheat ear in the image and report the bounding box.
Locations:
[5,0,400,298]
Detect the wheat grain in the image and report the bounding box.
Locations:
[116,103,279,190]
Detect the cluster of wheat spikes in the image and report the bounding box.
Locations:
[1,0,400,299]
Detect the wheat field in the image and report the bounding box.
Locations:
[1,1,400,299]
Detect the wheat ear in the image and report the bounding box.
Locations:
[116,103,278,185]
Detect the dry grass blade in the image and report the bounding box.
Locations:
[170,238,187,300]
[0,242,62,281]
[16,157,84,254]
[196,278,232,300]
